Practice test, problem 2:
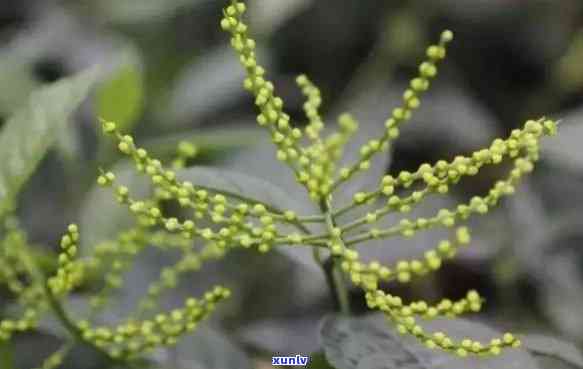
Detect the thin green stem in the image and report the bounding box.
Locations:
[331,189,381,218]
[320,199,351,315]
[17,247,124,365]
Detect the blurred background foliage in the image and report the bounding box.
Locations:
[1,0,583,368]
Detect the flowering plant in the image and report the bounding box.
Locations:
[0,0,564,367]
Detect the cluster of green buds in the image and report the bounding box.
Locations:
[220,0,558,358]
[48,224,83,296]
[0,1,559,365]
[221,2,366,201]
[0,218,44,341]
[77,286,230,359]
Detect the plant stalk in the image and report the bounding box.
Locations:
[319,198,351,315]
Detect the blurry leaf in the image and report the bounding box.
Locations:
[0,68,97,214]
[516,214,583,340]
[177,166,301,213]
[249,0,312,34]
[320,314,428,369]
[541,248,583,341]
[141,125,263,160]
[506,179,550,275]
[97,0,211,24]
[173,327,252,369]
[96,61,144,133]
[221,140,315,213]
[79,161,151,253]
[523,335,583,368]
[541,121,583,173]
[167,46,271,126]
[0,60,39,117]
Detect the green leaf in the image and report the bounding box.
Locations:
[176,166,301,213]
[140,125,264,162]
[0,68,97,214]
[320,314,429,369]
[96,61,144,133]
[523,335,583,368]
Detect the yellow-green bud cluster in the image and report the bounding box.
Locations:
[78,286,230,359]
[333,30,453,191]
[172,141,199,170]
[48,224,83,296]
[294,74,336,200]
[297,74,324,141]
[336,226,470,292]
[338,119,557,248]
[0,309,39,341]
[364,288,519,356]
[366,289,483,320]
[136,243,224,315]
[221,2,368,201]
[99,119,295,255]
[57,6,558,362]
[0,219,44,341]
[221,3,307,178]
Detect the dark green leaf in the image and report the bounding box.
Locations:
[0,68,97,214]
[320,314,429,369]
